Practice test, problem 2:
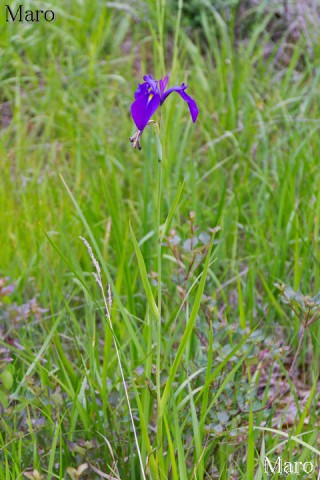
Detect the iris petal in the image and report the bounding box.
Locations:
[161,84,199,123]
[134,82,150,100]
[161,84,187,103]
[176,90,199,123]
[159,75,169,98]
[131,93,161,131]
[143,74,158,93]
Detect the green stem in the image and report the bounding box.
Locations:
[157,159,162,319]
[156,156,162,400]
[155,130,164,477]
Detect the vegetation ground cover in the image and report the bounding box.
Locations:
[0,1,320,478]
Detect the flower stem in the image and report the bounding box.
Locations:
[155,128,164,477]
[156,156,162,398]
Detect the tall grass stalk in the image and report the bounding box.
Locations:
[79,236,146,480]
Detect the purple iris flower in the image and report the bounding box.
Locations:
[131,74,199,132]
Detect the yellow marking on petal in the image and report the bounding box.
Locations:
[148,93,154,101]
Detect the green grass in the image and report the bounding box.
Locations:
[1,0,320,478]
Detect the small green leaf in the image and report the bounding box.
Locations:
[0,390,8,408]
[0,369,13,390]
[199,231,211,245]
[51,391,63,406]
[183,237,198,252]
[283,285,295,301]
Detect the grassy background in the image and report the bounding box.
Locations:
[1,0,320,478]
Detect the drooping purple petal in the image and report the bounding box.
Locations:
[161,84,187,103]
[176,89,199,123]
[161,83,198,122]
[131,93,161,131]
